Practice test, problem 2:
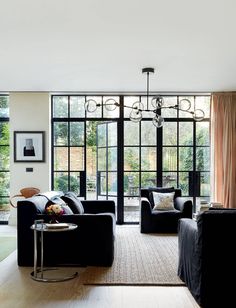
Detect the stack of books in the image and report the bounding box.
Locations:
[210,202,223,208]
[200,200,210,212]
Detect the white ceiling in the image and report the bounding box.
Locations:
[1,0,236,93]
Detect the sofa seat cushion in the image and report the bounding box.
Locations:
[151,209,181,217]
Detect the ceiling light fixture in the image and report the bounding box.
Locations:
[84,67,205,127]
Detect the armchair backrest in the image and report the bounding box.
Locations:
[197,209,236,256]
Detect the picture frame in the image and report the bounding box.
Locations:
[14,131,45,162]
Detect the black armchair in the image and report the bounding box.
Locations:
[178,210,236,308]
[140,187,192,233]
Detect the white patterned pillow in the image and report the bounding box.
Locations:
[152,192,175,211]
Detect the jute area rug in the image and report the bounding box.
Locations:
[78,226,184,286]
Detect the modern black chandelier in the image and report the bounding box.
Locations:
[84,67,205,127]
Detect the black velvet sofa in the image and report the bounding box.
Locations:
[140,187,192,233]
[178,209,236,308]
[17,191,116,267]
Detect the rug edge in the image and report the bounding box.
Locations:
[83,283,185,286]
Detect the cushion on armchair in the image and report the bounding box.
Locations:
[148,187,175,207]
[152,191,175,211]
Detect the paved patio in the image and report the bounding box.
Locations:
[0,211,10,223]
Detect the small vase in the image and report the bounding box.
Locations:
[49,216,59,224]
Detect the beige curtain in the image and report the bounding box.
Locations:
[210,93,236,208]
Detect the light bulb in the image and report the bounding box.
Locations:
[130,109,142,122]
[152,115,164,127]
[104,98,118,111]
[151,96,163,109]
[193,109,205,121]
[85,99,98,113]
[132,101,144,110]
[179,99,191,111]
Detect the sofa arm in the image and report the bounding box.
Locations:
[81,200,116,215]
[141,197,152,214]
[175,197,193,218]
[178,218,198,252]
[140,197,153,233]
[178,218,201,303]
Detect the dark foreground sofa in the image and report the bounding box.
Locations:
[17,191,116,267]
[178,210,236,308]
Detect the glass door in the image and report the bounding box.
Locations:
[53,119,86,198]
[97,122,118,215]
[123,120,157,222]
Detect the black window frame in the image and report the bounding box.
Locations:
[0,94,10,225]
[51,94,210,224]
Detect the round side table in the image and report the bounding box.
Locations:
[31,220,78,282]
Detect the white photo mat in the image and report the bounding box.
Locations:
[14,131,45,162]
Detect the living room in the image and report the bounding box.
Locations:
[0,1,236,307]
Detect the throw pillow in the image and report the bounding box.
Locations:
[152,191,175,211]
[61,204,73,214]
[45,196,65,206]
[61,192,84,214]
[149,187,175,207]
[48,196,66,206]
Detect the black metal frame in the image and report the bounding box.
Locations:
[51,94,210,224]
[51,96,86,197]
[96,121,118,202]
[0,94,10,225]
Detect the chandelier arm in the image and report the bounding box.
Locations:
[123,104,144,112]
[123,105,136,109]
[104,99,120,106]
[177,109,194,114]
[143,109,156,112]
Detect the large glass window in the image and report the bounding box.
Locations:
[52,95,210,223]
[0,95,10,224]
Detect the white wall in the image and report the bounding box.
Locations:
[9,92,51,225]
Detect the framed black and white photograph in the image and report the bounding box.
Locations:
[14,131,45,162]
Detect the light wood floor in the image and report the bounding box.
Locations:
[0,225,199,308]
